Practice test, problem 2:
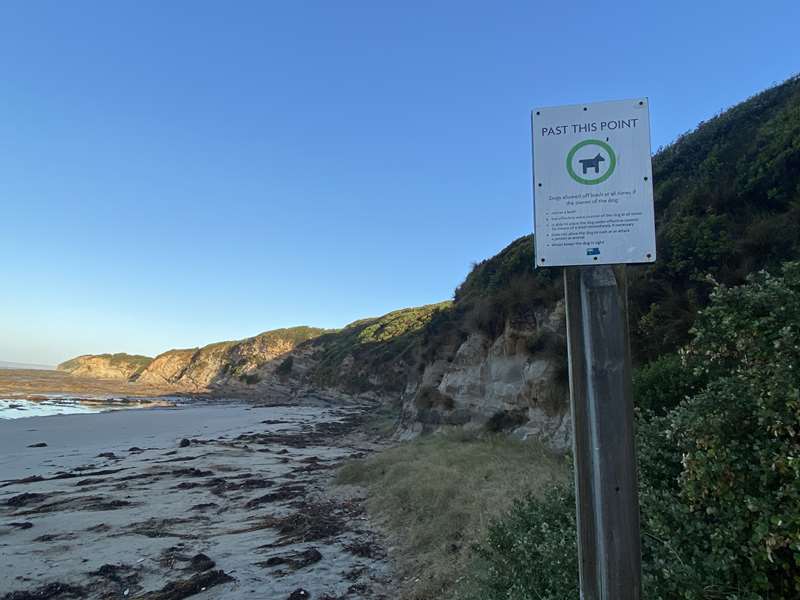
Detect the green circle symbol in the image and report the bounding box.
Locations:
[566,139,617,185]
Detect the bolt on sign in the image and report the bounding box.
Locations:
[531,99,656,267]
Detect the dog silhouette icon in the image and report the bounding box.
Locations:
[578,153,605,175]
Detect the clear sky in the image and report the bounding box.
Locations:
[1,1,797,365]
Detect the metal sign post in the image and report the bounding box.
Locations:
[531,99,655,600]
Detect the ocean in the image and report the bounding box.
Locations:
[0,395,171,419]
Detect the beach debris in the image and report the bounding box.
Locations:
[85,563,142,597]
[134,569,233,599]
[344,537,387,560]
[0,582,85,600]
[127,517,196,539]
[1,468,126,488]
[204,475,273,497]
[256,499,358,546]
[245,484,306,508]
[259,547,322,571]
[14,495,133,516]
[75,478,105,486]
[170,468,213,478]
[188,553,215,572]
[33,532,76,542]
[26,442,47,448]
[0,475,44,486]
[5,492,49,507]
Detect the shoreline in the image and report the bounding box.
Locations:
[0,396,180,421]
[0,399,391,599]
[0,368,182,400]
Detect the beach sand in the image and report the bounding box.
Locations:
[0,400,391,599]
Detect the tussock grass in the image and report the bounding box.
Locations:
[336,432,567,599]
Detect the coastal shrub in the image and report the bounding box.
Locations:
[465,263,800,599]
[632,352,701,415]
[656,263,800,597]
[466,485,577,600]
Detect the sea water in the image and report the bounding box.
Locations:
[0,396,160,419]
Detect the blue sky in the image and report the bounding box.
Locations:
[1,1,798,365]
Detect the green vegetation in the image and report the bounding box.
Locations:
[466,484,578,600]
[251,326,330,348]
[309,303,451,393]
[423,77,800,367]
[423,236,563,359]
[58,352,153,376]
[467,263,800,599]
[630,75,800,360]
[336,433,566,600]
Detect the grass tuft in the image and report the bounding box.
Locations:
[336,433,566,599]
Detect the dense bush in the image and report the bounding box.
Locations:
[467,485,578,600]
[467,263,800,599]
[631,76,800,361]
[632,352,702,415]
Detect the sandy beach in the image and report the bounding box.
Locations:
[0,400,391,599]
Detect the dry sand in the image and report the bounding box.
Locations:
[0,400,391,599]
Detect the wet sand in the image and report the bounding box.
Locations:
[0,369,178,399]
[0,401,390,599]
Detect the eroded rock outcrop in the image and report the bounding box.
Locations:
[398,302,570,452]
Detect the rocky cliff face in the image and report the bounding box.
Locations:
[57,353,152,380]
[398,302,570,452]
[134,348,197,387]
[75,328,329,394]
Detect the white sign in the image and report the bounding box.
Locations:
[531,98,656,267]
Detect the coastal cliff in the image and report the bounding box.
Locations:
[57,353,152,380]
[58,76,800,451]
[134,328,328,392]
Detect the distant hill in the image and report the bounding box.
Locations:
[0,360,55,371]
[58,353,154,380]
[60,327,333,392]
